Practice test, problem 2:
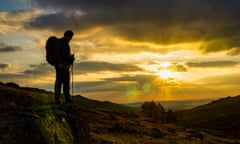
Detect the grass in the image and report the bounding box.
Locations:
[176,95,240,133]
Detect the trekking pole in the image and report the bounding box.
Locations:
[71,63,74,97]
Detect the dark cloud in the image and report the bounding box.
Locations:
[0,46,22,52]
[227,47,240,56]
[0,9,41,34]
[186,61,238,68]
[22,63,54,75]
[0,63,54,86]
[26,0,240,53]
[0,42,22,52]
[73,61,144,74]
[74,81,125,93]
[104,74,156,83]
[26,12,81,31]
[29,0,134,13]
[0,63,10,69]
[0,73,26,84]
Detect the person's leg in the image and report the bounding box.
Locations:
[63,68,72,103]
[55,67,63,103]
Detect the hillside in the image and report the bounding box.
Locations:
[73,95,139,113]
[0,82,240,144]
[177,95,240,136]
[123,99,214,111]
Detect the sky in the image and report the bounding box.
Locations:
[1,0,240,103]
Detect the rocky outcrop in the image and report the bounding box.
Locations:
[0,104,90,144]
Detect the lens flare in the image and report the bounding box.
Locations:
[142,82,151,92]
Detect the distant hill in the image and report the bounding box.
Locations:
[123,99,214,111]
[73,95,139,113]
[176,95,240,136]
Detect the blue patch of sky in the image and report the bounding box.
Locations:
[0,0,30,11]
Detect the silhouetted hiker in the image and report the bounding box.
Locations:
[54,30,75,104]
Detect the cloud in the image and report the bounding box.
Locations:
[0,9,41,33]
[26,0,240,53]
[74,81,125,93]
[74,74,161,94]
[22,63,54,75]
[73,61,144,74]
[227,47,240,56]
[0,63,10,70]
[0,63,54,87]
[0,73,26,84]
[186,61,238,68]
[0,63,52,78]
[0,42,22,52]
[167,63,188,72]
[0,46,21,52]
[196,73,240,85]
[104,74,157,83]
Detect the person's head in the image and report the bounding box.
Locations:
[64,30,74,41]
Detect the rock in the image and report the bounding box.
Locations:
[0,110,46,144]
[0,104,90,144]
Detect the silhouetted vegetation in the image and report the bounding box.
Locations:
[141,101,177,124]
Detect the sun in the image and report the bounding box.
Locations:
[157,69,176,79]
[159,62,172,68]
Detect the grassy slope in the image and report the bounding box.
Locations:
[0,84,54,110]
[176,96,240,133]
[73,95,140,114]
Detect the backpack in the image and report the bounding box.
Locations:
[45,36,58,66]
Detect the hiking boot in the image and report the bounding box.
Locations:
[55,99,61,104]
[65,94,73,104]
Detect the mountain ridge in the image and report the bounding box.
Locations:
[176,95,240,136]
[122,98,215,111]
